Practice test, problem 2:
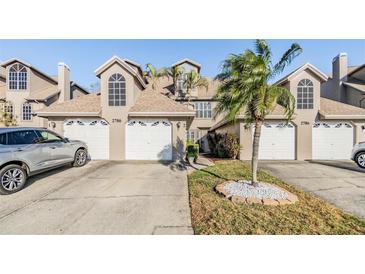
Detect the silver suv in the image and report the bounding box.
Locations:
[0,127,88,195]
[351,142,365,169]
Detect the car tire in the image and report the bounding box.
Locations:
[0,164,27,195]
[355,151,365,169]
[73,148,88,167]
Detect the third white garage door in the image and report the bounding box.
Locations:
[256,122,296,160]
[312,122,354,159]
[125,120,172,160]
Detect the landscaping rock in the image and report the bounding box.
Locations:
[216,180,299,206]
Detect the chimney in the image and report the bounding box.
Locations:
[332,53,348,102]
[58,62,70,102]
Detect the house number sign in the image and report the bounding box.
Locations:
[112,118,122,123]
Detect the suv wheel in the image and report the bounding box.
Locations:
[73,148,87,167]
[0,164,27,195]
[355,152,365,169]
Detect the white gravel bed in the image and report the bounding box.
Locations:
[224,180,289,200]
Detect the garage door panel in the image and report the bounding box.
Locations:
[64,119,109,160]
[312,122,353,160]
[256,122,295,160]
[126,120,172,160]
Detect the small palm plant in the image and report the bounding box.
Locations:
[166,65,185,91]
[184,70,209,106]
[144,63,168,91]
[214,39,302,186]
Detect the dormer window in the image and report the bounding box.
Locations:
[9,64,27,90]
[108,73,126,106]
[297,79,313,109]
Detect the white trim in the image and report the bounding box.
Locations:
[275,63,328,86]
[94,56,146,88]
[128,111,195,117]
[1,58,58,84]
[171,58,202,70]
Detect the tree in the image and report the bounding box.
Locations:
[165,65,185,92]
[214,39,302,186]
[0,102,17,127]
[144,63,168,91]
[183,70,209,106]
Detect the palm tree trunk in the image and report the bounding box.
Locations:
[251,120,263,186]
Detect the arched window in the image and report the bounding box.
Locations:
[108,73,126,106]
[22,102,32,121]
[297,79,313,109]
[9,64,27,90]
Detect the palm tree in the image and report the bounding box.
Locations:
[144,63,168,91]
[214,39,302,186]
[165,65,185,91]
[184,70,209,106]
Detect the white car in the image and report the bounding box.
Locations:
[351,142,365,168]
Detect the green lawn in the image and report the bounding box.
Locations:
[188,160,365,235]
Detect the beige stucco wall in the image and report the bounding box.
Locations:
[99,62,144,160]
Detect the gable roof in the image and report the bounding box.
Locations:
[94,56,146,88]
[123,59,144,77]
[36,92,101,117]
[275,63,328,86]
[1,58,58,85]
[348,64,365,81]
[71,82,89,94]
[171,58,202,72]
[129,91,195,117]
[27,86,59,101]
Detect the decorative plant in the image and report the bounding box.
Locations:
[214,39,302,186]
[0,102,17,127]
[207,132,240,159]
[186,140,199,163]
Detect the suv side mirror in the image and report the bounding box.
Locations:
[64,138,70,143]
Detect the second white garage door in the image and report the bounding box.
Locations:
[64,119,110,160]
[125,120,172,160]
[256,122,296,160]
[312,122,354,160]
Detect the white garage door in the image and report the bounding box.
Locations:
[126,120,172,160]
[64,119,110,160]
[256,122,296,160]
[312,122,354,160]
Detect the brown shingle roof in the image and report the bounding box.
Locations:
[27,86,59,100]
[37,92,101,116]
[129,91,194,115]
[320,97,365,116]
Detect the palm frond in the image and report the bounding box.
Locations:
[272,43,303,78]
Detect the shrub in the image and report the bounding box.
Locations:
[186,140,199,162]
[207,132,240,159]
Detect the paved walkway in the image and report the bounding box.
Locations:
[0,161,193,234]
[259,160,365,219]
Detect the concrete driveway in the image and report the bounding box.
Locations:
[259,160,365,219]
[0,161,193,234]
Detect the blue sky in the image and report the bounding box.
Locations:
[0,39,364,90]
